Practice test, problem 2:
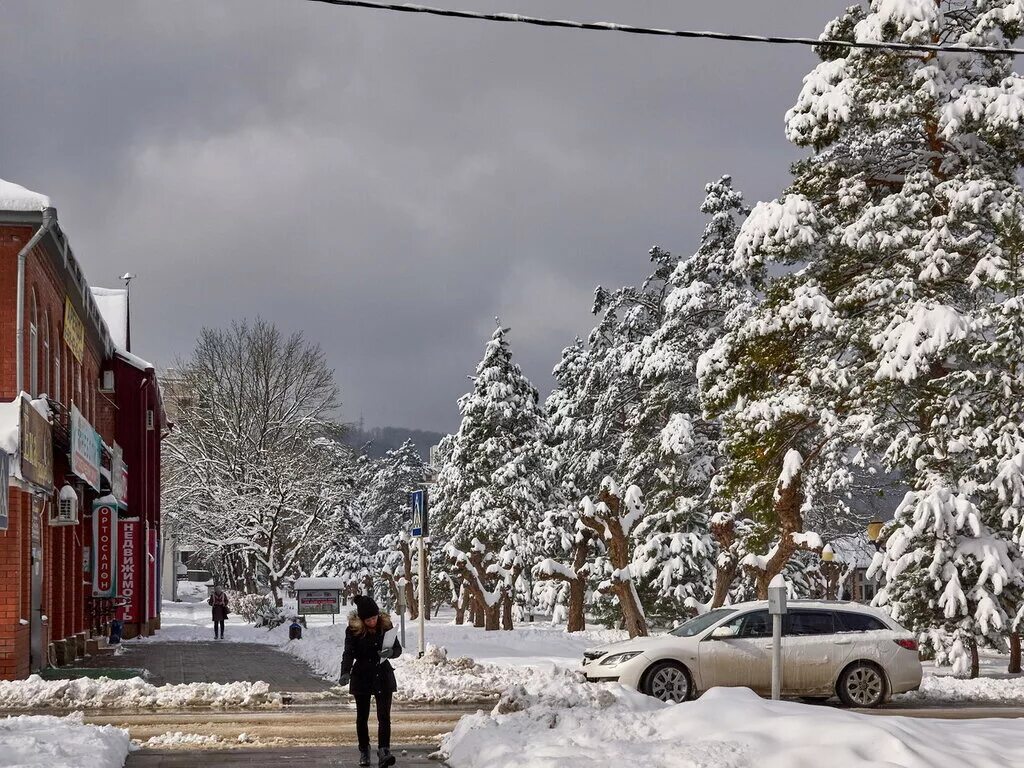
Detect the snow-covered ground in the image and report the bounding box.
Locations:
[149,584,1024,706]
[440,681,1024,768]
[0,712,129,768]
[145,585,625,703]
[0,676,280,710]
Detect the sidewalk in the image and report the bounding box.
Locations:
[127,745,442,767]
[76,641,333,692]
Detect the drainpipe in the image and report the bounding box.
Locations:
[16,208,57,394]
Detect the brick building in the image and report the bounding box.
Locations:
[0,178,165,678]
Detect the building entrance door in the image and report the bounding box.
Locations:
[30,497,44,672]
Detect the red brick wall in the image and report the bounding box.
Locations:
[0,491,31,680]
[0,223,117,677]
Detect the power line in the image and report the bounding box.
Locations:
[305,0,1024,57]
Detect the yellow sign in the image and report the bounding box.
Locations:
[20,397,53,489]
[64,296,84,362]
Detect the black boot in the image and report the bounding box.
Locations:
[378,747,396,768]
[358,748,370,767]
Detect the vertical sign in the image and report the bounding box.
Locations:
[64,297,85,362]
[71,406,102,491]
[410,489,427,537]
[0,451,8,531]
[148,527,159,620]
[118,518,140,622]
[112,444,128,508]
[92,499,118,598]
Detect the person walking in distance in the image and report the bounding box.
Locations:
[339,595,402,767]
[208,587,229,640]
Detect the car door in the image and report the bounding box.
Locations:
[782,609,850,695]
[698,609,774,694]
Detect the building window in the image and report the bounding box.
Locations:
[29,289,38,396]
[54,338,61,404]
[42,311,51,396]
[75,360,82,408]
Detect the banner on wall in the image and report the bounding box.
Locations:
[148,527,158,622]
[71,406,102,491]
[91,499,118,598]
[112,443,128,508]
[118,518,141,623]
[19,397,53,489]
[64,297,84,363]
[0,451,8,531]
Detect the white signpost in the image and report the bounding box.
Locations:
[410,489,428,658]
[768,574,788,701]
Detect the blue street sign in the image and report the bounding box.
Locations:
[410,489,427,537]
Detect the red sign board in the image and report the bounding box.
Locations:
[148,527,159,621]
[118,518,141,622]
[92,500,118,598]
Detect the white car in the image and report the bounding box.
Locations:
[583,600,922,708]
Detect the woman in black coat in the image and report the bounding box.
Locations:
[339,595,402,768]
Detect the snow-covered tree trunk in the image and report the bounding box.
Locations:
[579,480,649,638]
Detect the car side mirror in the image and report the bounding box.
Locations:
[710,626,737,640]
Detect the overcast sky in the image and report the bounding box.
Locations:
[1,0,846,433]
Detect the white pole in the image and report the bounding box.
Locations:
[771,613,782,701]
[417,537,427,657]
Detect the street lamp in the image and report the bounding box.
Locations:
[820,544,844,600]
[866,520,884,545]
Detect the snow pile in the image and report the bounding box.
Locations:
[896,674,1024,705]
[396,646,585,704]
[0,675,280,709]
[138,731,259,748]
[441,683,1024,768]
[0,712,129,768]
[140,731,224,748]
[0,178,51,212]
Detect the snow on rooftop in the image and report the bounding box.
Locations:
[0,178,51,212]
[91,288,128,349]
[115,348,154,373]
[292,577,347,591]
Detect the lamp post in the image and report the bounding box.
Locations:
[866,520,885,548]
[820,544,844,600]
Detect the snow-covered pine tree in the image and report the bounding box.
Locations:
[626,176,753,618]
[369,440,428,618]
[312,448,376,597]
[700,1,1024,673]
[533,339,603,630]
[438,325,551,630]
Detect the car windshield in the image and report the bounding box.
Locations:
[668,608,736,637]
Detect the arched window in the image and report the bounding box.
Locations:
[42,310,51,396]
[29,289,38,396]
[53,331,61,404]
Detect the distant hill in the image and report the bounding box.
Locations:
[341,425,445,461]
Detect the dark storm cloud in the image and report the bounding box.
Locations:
[0,0,840,432]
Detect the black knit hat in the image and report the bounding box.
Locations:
[354,595,379,620]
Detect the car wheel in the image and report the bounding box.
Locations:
[837,662,887,708]
[641,661,692,703]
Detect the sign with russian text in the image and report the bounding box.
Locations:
[118,518,140,623]
[148,527,158,621]
[0,451,8,531]
[64,297,85,363]
[20,397,53,489]
[71,405,101,491]
[297,589,340,615]
[92,499,118,598]
[112,443,128,508]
